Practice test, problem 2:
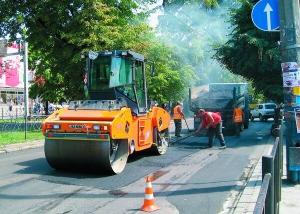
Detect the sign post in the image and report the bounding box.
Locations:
[23,39,29,140]
[278,0,300,182]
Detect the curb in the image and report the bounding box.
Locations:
[0,140,44,154]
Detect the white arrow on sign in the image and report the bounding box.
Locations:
[264,3,273,31]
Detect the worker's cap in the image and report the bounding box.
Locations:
[199,109,205,113]
[177,101,183,105]
[232,104,237,107]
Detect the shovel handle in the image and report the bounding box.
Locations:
[183,117,190,130]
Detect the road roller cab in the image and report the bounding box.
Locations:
[42,50,171,174]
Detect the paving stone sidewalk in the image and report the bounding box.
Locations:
[234,136,300,214]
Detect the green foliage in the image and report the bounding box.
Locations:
[213,0,283,102]
[162,0,219,8]
[0,0,250,106]
[0,0,154,102]
[144,41,199,103]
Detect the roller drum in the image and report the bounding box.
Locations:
[44,139,129,174]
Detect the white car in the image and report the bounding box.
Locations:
[250,103,278,121]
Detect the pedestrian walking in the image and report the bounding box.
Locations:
[233,104,244,137]
[173,101,184,137]
[8,99,13,111]
[195,109,226,149]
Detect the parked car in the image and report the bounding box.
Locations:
[250,103,278,121]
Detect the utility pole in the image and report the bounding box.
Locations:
[278,0,300,181]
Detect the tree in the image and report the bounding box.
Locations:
[1,0,252,106]
[213,0,282,102]
[162,0,220,9]
[144,38,199,104]
[0,0,154,103]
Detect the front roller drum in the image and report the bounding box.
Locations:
[44,139,129,174]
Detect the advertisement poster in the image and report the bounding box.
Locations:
[0,42,24,88]
[281,62,298,72]
[282,62,300,87]
[295,108,300,133]
[283,71,300,87]
[282,62,300,107]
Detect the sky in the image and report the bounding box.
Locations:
[147,0,163,27]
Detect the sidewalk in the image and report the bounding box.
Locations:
[0,140,44,154]
[234,136,300,214]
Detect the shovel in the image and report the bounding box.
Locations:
[183,117,193,132]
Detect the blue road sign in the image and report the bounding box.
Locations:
[251,0,279,31]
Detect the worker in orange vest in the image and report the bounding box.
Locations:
[173,101,184,137]
[233,104,244,138]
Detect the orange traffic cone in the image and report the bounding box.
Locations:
[140,176,160,212]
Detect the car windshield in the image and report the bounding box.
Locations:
[265,104,276,109]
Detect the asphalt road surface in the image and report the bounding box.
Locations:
[0,118,274,214]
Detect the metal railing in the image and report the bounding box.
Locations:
[0,107,47,132]
[254,118,283,214]
[1,106,49,119]
[254,173,272,214]
[1,106,25,120]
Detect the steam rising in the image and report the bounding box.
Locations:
[154,1,240,85]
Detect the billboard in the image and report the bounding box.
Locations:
[0,42,33,89]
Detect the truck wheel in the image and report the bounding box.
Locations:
[152,127,169,155]
[259,114,263,122]
[251,115,254,121]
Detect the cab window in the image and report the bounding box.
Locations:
[90,57,110,90]
[135,61,146,109]
[110,57,132,87]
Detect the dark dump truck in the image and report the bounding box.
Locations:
[189,83,250,135]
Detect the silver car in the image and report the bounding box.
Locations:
[250,103,278,121]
